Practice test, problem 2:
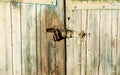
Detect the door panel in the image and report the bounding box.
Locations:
[66,1,120,75]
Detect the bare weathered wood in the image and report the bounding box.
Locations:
[0,0,56,5]
[117,10,120,75]
[36,4,42,75]
[81,10,87,75]
[29,4,37,75]
[11,2,22,75]
[86,10,94,75]
[21,3,37,75]
[72,10,81,75]
[92,10,100,75]
[99,10,107,75]
[111,10,118,75]
[45,0,65,75]
[70,2,120,10]
[105,10,112,75]
[0,2,12,75]
[40,5,49,75]
[66,1,74,74]
[67,0,120,75]
[66,1,74,75]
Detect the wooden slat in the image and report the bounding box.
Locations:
[72,10,81,75]
[66,8,74,75]
[86,10,94,75]
[66,37,74,75]
[11,2,22,75]
[54,0,65,74]
[40,5,49,75]
[36,4,42,75]
[111,10,118,75]
[0,2,12,75]
[29,4,37,75]
[92,10,100,75]
[45,0,65,75]
[0,0,56,5]
[21,3,37,75]
[117,10,120,75]
[105,10,112,75]
[45,6,56,75]
[81,10,87,75]
[70,2,120,10]
[99,10,107,75]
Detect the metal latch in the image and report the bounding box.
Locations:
[47,27,86,41]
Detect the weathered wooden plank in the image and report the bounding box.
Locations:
[66,31,74,75]
[21,4,30,75]
[46,0,65,75]
[117,10,120,75]
[29,4,37,75]
[0,2,12,75]
[45,7,56,75]
[40,5,49,75]
[81,10,87,75]
[70,2,120,10]
[99,10,107,75]
[105,10,112,75]
[92,10,100,75]
[72,10,81,75]
[21,3,37,75]
[0,0,56,5]
[54,0,65,74]
[86,10,94,75]
[36,4,42,75]
[11,2,22,75]
[111,10,118,75]
[66,6,74,75]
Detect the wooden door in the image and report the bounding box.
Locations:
[0,0,65,75]
[66,0,120,75]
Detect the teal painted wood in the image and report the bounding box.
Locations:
[21,3,37,75]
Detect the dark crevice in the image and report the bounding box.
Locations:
[63,0,67,75]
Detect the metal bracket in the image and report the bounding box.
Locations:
[47,27,86,41]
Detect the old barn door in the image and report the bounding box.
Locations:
[66,0,120,75]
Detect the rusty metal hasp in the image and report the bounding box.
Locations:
[47,27,86,41]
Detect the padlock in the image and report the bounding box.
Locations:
[53,29,63,41]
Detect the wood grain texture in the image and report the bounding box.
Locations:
[99,10,107,75]
[117,10,120,75]
[105,10,112,75]
[21,3,37,75]
[92,10,100,75]
[11,2,22,75]
[36,4,42,75]
[72,10,81,75]
[86,10,94,75]
[0,2,12,75]
[45,0,65,75]
[66,1,74,75]
[81,10,87,75]
[0,0,65,75]
[111,10,118,75]
[40,5,49,75]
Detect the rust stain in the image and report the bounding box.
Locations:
[112,39,115,48]
[45,8,64,30]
